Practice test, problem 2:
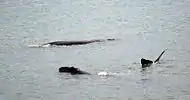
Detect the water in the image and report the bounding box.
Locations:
[1,0,190,100]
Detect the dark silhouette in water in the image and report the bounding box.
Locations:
[141,50,166,68]
[42,39,115,46]
[59,67,91,75]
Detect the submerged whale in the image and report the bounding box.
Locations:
[141,50,166,68]
[41,38,115,47]
[59,66,91,75]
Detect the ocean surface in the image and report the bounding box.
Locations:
[0,0,190,100]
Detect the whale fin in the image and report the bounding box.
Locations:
[154,50,166,63]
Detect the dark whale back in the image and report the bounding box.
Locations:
[42,38,116,46]
[48,41,94,46]
[59,67,91,75]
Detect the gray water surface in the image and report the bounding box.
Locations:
[0,0,190,100]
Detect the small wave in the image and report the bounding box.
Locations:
[28,44,50,48]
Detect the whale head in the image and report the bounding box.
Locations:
[141,58,153,68]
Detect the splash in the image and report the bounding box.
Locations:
[97,71,109,76]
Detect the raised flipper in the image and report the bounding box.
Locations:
[154,50,166,63]
[141,50,166,68]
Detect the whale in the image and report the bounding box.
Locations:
[58,67,114,76]
[41,38,115,47]
[59,66,91,75]
[141,50,166,68]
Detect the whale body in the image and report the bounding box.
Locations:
[42,39,115,46]
[59,67,91,75]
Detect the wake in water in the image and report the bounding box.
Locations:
[28,44,51,48]
[97,71,127,76]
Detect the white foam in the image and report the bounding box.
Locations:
[42,44,50,47]
[28,44,41,48]
[97,71,127,76]
[28,44,50,48]
[98,71,109,76]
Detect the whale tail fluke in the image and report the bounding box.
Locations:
[154,50,166,63]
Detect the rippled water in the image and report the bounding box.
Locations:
[0,0,190,100]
